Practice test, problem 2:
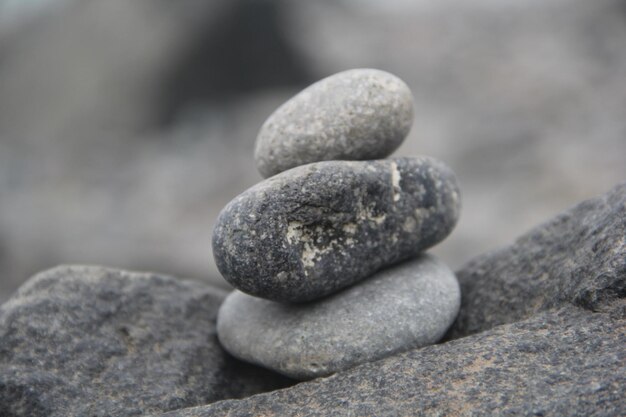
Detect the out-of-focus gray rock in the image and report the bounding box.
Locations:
[1,0,625,311]
[0,0,313,303]
[446,182,626,339]
[0,0,311,134]
[156,183,626,417]
[0,266,292,417]
[212,157,460,302]
[254,68,414,177]
[217,255,460,380]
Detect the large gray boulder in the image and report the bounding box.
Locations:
[158,184,626,416]
[448,182,626,339]
[0,266,292,417]
[159,305,625,417]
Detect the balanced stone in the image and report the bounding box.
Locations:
[212,156,460,303]
[254,68,414,178]
[152,184,626,417]
[217,254,461,380]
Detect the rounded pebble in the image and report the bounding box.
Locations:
[254,68,414,178]
[212,156,460,302]
[217,254,461,380]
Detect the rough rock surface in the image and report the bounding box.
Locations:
[447,182,626,339]
[212,156,460,302]
[159,304,625,417]
[0,266,292,417]
[158,184,626,416]
[217,255,460,380]
[254,68,414,177]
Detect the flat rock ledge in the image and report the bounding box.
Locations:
[158,184,626,416]
[159,305,625,417]
[0,266,293,417]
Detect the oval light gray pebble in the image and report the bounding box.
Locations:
[254,68,414,178]
[217,254,461,380]
[212,156,460,302]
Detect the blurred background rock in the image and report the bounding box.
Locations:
[0,0,624,303]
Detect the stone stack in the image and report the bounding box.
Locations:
[212,69,462,380]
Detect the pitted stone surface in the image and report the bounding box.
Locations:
[217,255,460,380]
[254,68,414,178]
[212,156,460,302]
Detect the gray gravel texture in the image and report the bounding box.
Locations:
[212,156,460,302]
[217,254,460,380]
[157,183,626,417]
[0,266,293,417]
[254,68,414,178]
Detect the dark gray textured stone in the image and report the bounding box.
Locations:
[447,182,626,339]
[158,304,626,417]
[158,184,626,417]
[0,266,292,417]
[217,255,460,380]
[212,156,460,302]
[254,68,414,178]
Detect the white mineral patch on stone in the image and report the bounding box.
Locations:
[415,206,433,221]
[342,223,357,234]
[301,242,319,269]
[403,217,417,232]
[286,221,304,245]
[288,221,347,272]
[355,203,387,226]
[301,240,341,270]
[370,213,386,225]
[391,161,402,202]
